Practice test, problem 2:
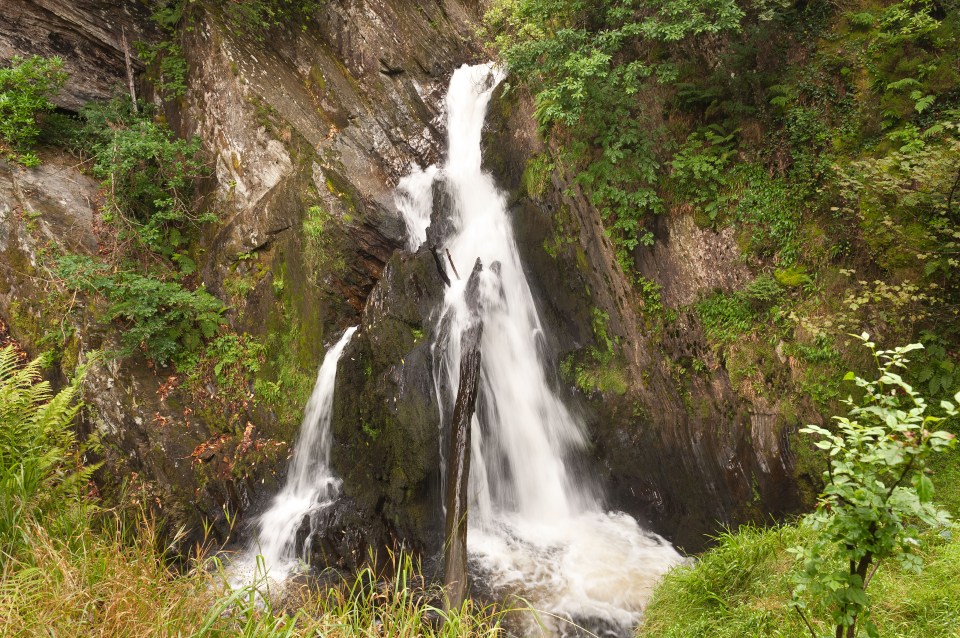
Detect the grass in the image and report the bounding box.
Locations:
[637,524,960,638]
[0,506,508,638]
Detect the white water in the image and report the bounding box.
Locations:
[233,326,357,584]
[400,63,684,635]
[395,164,439,250]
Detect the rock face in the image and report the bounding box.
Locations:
[0,0,485,555]
[0,0,807,563]
[1,0,152,111]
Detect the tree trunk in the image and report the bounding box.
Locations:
[443,259,484,611]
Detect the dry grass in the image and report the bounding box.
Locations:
[0,511,212,637]
[0,507,506,638]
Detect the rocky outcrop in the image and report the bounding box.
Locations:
[0,0,486,553]
[1,0,152,111]
[329,247,448,557]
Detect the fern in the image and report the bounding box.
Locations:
[0,346,97,563]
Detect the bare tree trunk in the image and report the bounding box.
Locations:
[443,259,484,612]
[121,27,138,113]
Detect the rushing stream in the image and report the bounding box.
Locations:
[399,63,684,635]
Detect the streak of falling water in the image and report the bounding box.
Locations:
[232,326,357,585]
[399,63,684,635]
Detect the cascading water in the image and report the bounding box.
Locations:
[400,63,684,635]
[233,326,357,584]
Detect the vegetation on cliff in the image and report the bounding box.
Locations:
[637,339,960,637]
[3,0,960,634]
[486,0,960,418]
[483,0,960,634]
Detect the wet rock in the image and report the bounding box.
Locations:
[0,0,487,557]
[330,247,448,559]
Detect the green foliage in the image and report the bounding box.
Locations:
[0,347,93,564]
[671,125,737,221]
[484,0,751,262]
[185,333,266,430]
[79,99,212,261]
[774,266,812,289]
[56,255,224,366]
[302,203,347,281]
[696,292,755,344]
[790,335,958,638]
[838,115,960,289]
[560,307,628,394]
[219,0,325,36]
[521,152,553,200]
[137,0,190,100]
[734,167,802,265]
[0,56,67,165]
[135,40,188,100]
[696,277,782,344]
[907,332,959,400]
[638,523,960,638]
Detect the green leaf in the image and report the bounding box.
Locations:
[914,474,934,502]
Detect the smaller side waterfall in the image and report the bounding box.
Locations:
[233,326,357,584]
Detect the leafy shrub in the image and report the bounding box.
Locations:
[185,333,266,429]
[79,99,212,261]
[671,126,737,221]
[57,255,224,366]
[135,41,188,100]
[791,335,957,638]
[0,56,67,165]
[694,276,784,347]
[484,0,750,265]
[734,167,802,264]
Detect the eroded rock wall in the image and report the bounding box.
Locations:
[480,87,806,551]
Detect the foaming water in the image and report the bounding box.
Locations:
[395,165,439,250]
[399,63,684,635]
[232,326,357,585]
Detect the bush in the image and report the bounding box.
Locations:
[0,56,67,165]
[57,255,224,366]
[79,99,212,261]
[790,335,957,638]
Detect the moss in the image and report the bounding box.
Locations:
[255,254,330,441]
[307,63,327,91]
[773,266,812,288]
[521,153,553,200]
[323,170,360,216]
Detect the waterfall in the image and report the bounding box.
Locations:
[400,63,684,634]
[234,326,357,584]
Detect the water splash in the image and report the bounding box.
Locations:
[399,63,684,635]
[395,165,439,251]
[233,326,357,584]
